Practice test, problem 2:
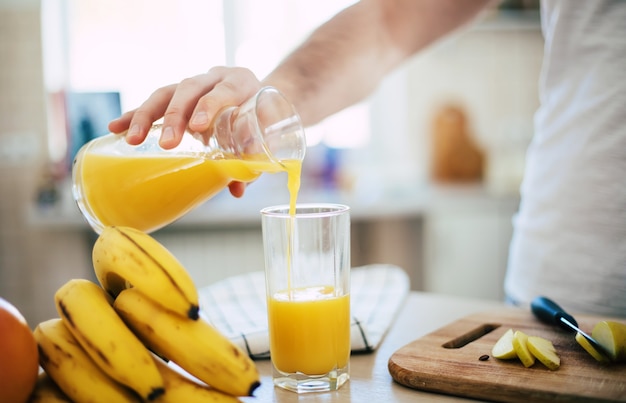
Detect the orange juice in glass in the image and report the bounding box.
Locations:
[261,204,351,393]
[72,86,305,234]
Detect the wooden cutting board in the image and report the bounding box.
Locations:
[388,308,626,402]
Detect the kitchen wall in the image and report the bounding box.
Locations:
[0,1,93,327]
[403,12,543,194]
[0,2,543,327]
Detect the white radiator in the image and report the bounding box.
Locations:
[153,228,265,289]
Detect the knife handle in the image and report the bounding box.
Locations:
[531,296,579,332]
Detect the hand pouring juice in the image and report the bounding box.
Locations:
[72,86,306,234]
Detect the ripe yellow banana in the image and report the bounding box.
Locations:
[28,372,72,403]
[33,318,140,403]
[54,279,165,401]
[152,356,242,403]
[114,288,261,397]
[92,225,200,320]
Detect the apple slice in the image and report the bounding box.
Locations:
[575,332,610,364]
[492,328,517,360]
[527,336,560,370]
[591,321,626,363]
[513,330,535,368]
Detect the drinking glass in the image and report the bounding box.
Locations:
[261,203,351,393]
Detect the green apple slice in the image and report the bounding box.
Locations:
[575,332,610,363]
[513,330,535,368]
[591,321,626,363]
[492,328,517,360]
[527,336,560,370]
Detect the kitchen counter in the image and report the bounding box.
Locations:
[29,181,520,301]
[242,291,501,403]
[30,177,519,230]
[28,179,520,302]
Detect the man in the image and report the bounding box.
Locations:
[109,0,626,317]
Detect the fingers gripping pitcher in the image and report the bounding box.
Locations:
[72,87,306,234]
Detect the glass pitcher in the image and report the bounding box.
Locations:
[72,86,306,234]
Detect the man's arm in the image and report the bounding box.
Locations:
[263,0,493,126]
[109,0,493,148]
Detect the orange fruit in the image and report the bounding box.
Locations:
[0,297,39,403]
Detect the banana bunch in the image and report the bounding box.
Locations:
[92,226,200,320]
[54,278,165,401]
[28,373,72,403]
[152,355,242,403]
[33,317,141,402]
[114,287,261,397]
[32,226,260,402]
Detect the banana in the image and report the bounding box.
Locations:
[28,373,72,403]
[92,226,200,320]
[152,356,242,403]
[114,288,261,397]
[33,318,140,403]
[54,279,165,401]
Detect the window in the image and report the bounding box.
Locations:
[225,0,368,148]
[42,0,410,189]
[44,0,375,145]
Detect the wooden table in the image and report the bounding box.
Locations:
[241,292,502,402]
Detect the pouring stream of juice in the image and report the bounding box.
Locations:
[283,160,300,299]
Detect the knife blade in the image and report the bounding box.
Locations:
[530,296,611,360]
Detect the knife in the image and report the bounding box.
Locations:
[530,296,611,360]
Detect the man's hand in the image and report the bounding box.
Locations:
[108,66,262,149]
[108,67,262,197]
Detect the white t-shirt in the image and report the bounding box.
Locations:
[504,0,626,317]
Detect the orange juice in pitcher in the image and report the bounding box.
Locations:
[72,87,306,234]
